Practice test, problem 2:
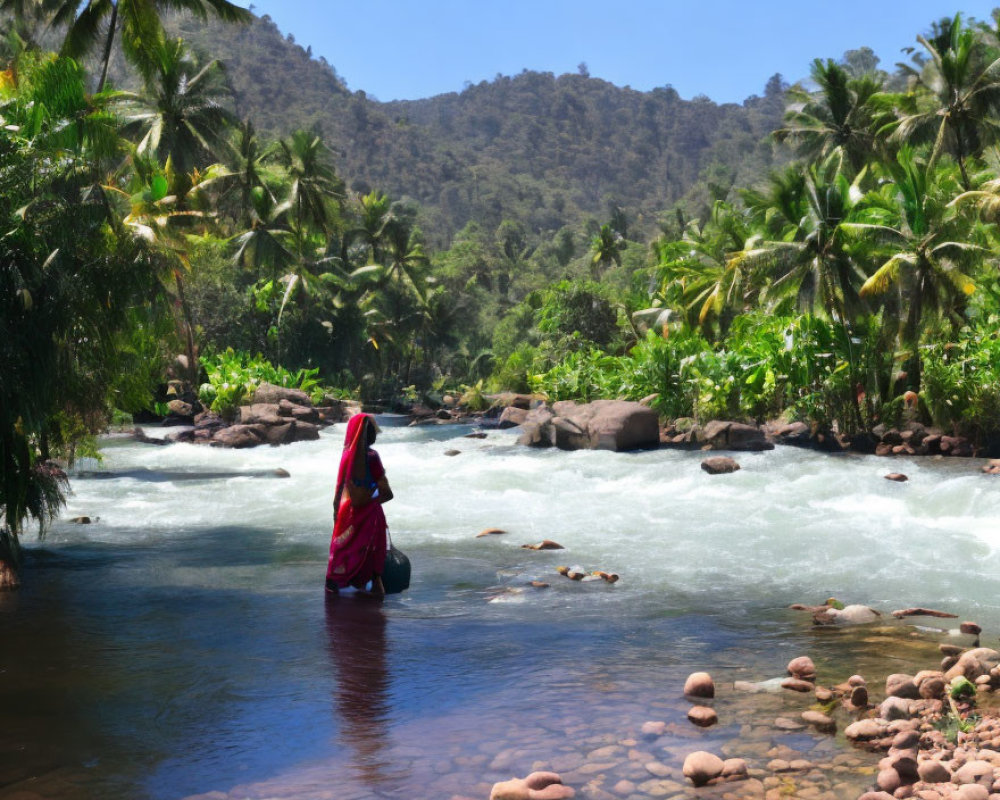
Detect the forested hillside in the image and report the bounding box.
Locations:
[162,12,787,244]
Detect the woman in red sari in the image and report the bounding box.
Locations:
[326,414,394,597]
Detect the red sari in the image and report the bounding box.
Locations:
[326,414,388,590]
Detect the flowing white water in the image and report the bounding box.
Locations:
[4,420,1000,800]
[60,421,1000,623]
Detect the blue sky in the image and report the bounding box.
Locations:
[238,1,1000,103]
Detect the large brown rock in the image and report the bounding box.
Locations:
[518,401,659,451]
[211,425,263,449]
[697,420,774,451]
[944,648,1000,682]
[250,382,312,407]
[239,403,286,426]
[498,406,528,429]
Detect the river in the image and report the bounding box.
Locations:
[2,419,998,799]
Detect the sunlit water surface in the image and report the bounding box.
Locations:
[3,420,1000,799]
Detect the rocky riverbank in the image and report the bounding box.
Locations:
[133,382,358,449]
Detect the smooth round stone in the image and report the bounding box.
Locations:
[891,730,921,749]
[849,675,867,687]
[781,677,814,692]
[802,710,836,733]
[886,674,920,699]
[682,751,725,787]
[684,671,715,698]
[644,761,671,777]
[917,758,951,783]
[876,768,901,792]
[687,706,718,727]
[611,779,635,795]
[774,716,805,730]
[960,622,983,636]
[787,655,817,682]
[954,785,989,800]
[953,760,993,785]
[640,720,666,738]
[815,687,834,702]
[721,758,748,779]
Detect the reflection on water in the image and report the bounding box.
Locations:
[325,595,396,790]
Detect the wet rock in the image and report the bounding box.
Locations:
[850,685,871,709]
[444,449,461,456]
[274,468,291,478]
[211,424,263,449]
[250,382,311,407]
[556,566,586,580]
[640,721,666,739]
[781,678,814,693]
[941,644,965,656]
[891,730,920,750]
[684,671,715,698]
[687,706,718,727]
[489,771,574,800]
[945,648,1000,682]
[802,710,836,733]
[887,674,921,699]
[814,604,882,625]
[477,528,507,538]
[876,768,901,793]
[881,696,913,721]
[885,473,909,482]
[518,400,659,451]
[133,426,171,446]
[696,420,774,451]
[521,541,565,551]
[499,407,528,429]
[961,622,983,636]
[952,760,993,786]
[69,516,92,524]
[917,759,951,783]
[701,456,741,475]
[682,751,725,787]
[788,655,817,682]
[846,719,890,741]
[893,607,958,619]
[721,758,748,780]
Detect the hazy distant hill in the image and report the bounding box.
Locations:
[164,11,788,245]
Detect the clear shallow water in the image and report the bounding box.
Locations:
[2,421,999,799]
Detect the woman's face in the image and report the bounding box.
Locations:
[366,421,377,446]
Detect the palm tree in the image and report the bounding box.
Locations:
[47,0,251,93]
[651,200,752,336]
[347,190,394,264]
[590,223,624,278]
[885,13,1000,188]
[276,129,343,242]
[117,37,237,177]
[735,154,869,323]
[844,147,983,390]
[774,58,885,173]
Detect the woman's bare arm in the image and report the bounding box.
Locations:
[375,476,393,504]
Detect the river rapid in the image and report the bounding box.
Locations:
[2,419,1000,800]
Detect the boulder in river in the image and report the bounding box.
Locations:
[518,400,658,451]
[701,456,740,474]
[696,420,773,451]
[684,671,715,698]
[682,751,725,787]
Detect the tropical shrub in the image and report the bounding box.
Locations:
[198,349,328,418]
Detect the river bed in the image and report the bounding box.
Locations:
[2,420,999,799]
